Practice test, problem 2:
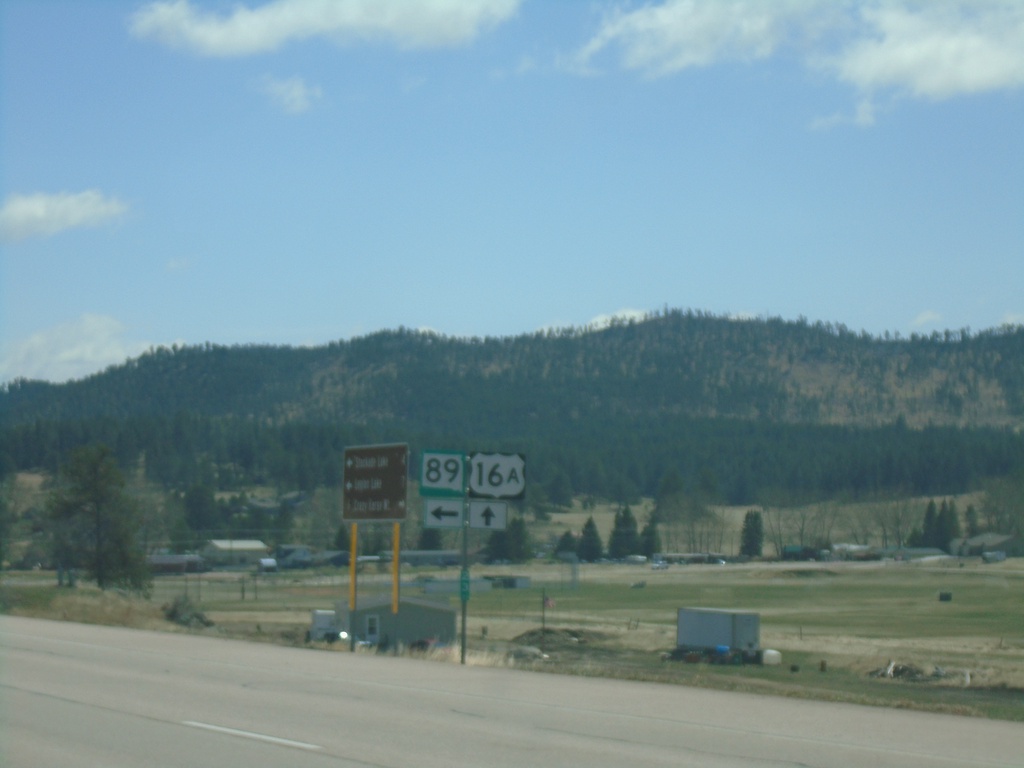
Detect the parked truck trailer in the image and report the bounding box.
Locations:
[676,607,760,653]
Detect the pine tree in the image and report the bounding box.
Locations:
[545,471,574,508]
[504,515,532,563]
[576,515,603,562]
[183,483,219,535]
[921,500,939,548]
[640,519,661,559]
[333,522,350,551]
[418,526,443,550]
[965,504,981,537]
[608,505,641,559]
[740,509,764,557]
[485,530,508,563]
[554,530,576,555]
[936,499,962,553]
[47,445,149,593]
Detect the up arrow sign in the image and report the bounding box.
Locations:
[469,500,507,530]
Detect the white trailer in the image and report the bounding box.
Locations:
[308,609,343,642]
[676,608,760,652]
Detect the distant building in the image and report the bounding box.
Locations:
[952,533,1023,558]
[200,539,269,567]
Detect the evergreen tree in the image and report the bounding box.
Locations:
[640,519,661,559]
[965,504,981,537]
[740,509,764,557]
[576,515,603,562]
[47,445,149,593]
[608,505,641,559]
[333,522,350,552]
[504,515,532,563]
[418,526,443,550]
[183,483,219,535]
[554,530,576,555]
[936,499,962,553]
[545,471,574,508]
[485,529,507,563]
[0,479,12,568]
[921,500,939,548]
[485,517,532,563]
[653,469,686,524]
[361,525,388,557]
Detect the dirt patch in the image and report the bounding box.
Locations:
[513,627,612,651]
[767,568,840,579]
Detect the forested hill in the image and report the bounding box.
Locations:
[3,311,1024,503]
[4,310,1024,430]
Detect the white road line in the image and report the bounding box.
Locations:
[182,721,321,751]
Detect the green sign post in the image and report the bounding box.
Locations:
[422,449,523,665]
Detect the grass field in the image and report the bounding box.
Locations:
[3,555,1022,721]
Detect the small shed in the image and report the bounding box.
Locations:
[336,596,456,648]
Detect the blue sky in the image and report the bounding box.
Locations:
[1,0,1022,383]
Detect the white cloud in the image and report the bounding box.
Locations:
[0,315,150,384]
[573,1,1024,103]
[130,0,522,57]
[1001,313,1024,327]
[912,310,942,327]
[260,75,322,112]
[586,309,648,330]
[0,190,127,243]
[572,0,819,77]
[830,2,1024,100]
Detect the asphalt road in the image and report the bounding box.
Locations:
[2,615,1020,767]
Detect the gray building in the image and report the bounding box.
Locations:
[336,596,456,648]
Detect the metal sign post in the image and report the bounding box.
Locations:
[422,449,523,665]
[460,505,470,665]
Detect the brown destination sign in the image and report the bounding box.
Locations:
[342,443,409,521]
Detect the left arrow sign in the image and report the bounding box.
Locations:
[431,505,459,522]
[423,499,462,528]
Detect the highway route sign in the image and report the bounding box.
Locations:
[423,499,463,528]
[342,443,408,521]
[420,450,466,497]
[469,500,508,530]
[468,453,525,499]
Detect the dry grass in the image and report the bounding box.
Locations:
[4,557,1022,721]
